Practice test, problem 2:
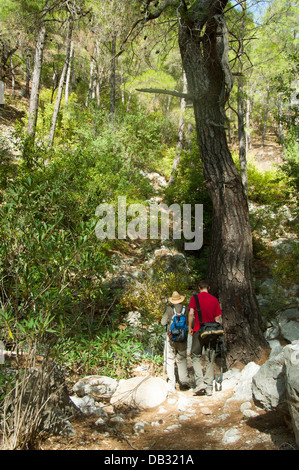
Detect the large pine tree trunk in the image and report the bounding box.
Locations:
[178,1,268,365]
[27,25,47,139]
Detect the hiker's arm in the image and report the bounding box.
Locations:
[188,308,194,335]
[215,316,221,323]
[161,306,171,327]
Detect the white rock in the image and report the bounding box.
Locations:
[158,406,167,414]
[133,422,146,433]
[227,362,260,403]
[240,401,252,413]
[242,409,259,419]
[110,415,125,424]
[179,415,191,421]
[110,376,168,410]
[95,417,106,427]
[70,395,98,415]
[164,424,181,432]
[222,428,241,445]
[72,375,118,401]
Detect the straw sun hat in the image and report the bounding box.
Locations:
[168,291,185,304]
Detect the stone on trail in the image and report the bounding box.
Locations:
[72,375,118,401]
[110,375,168,410]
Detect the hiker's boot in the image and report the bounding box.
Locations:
[193,383,206,396]
[180,382,191,391]
[205,388,213,396]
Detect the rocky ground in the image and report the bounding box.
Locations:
[40,367,295,452]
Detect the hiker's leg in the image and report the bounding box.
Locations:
[165,338,176,390]
[204,343,216,392]
[190,331,204,387]
[175,344,189,386]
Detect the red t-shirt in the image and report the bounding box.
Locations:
[188,292,222,332]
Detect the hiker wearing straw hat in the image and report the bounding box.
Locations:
[161,291,191,393]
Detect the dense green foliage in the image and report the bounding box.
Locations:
[0,0,298,412]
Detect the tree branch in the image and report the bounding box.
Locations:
[136,87,191,100]
[145,0,178,21]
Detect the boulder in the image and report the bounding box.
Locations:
[278,308,299,343]
[69,395,108,417]
[147,247,190,275]
[110,375,168,410]
[218,368,241,392]
[226,362,260,403]
[252,352,286,411]
[284,341,299,448]
[72,375,118,402]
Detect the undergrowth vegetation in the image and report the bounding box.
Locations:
[1,99,298,381]
[0,87,298,449]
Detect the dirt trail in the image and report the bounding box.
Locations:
[247,136,285,173]
[41,379,295,451]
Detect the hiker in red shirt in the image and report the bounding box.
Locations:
[188,280,222,396]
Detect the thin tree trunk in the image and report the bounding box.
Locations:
[10,57,15,98]
[168,72,187,185]
[27,25,47,139]
[120,64,125,105]
[109,33,117,121]
[246,96,252,151]
[238,78,248,196]
[65,41,74,105]
[0,80,4,106]
[96,66,104,108]
[85,57,94,108]
[166,95,171,119]
[25,51,31,99]
[48,20,73,148]
[261,83,270,147]
[127,89,132,111]
[51,69,58,104]
[277,94,286,150]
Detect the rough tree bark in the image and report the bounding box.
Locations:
[138,0,268,365]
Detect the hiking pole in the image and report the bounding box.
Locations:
[163,332,168,381]
[215,338,224,391]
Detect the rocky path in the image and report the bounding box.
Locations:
[41,379,294,451]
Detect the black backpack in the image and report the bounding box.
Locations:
[193,294,224,342]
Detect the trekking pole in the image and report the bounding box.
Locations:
[163,333,168,380]
[215,337,223,391]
